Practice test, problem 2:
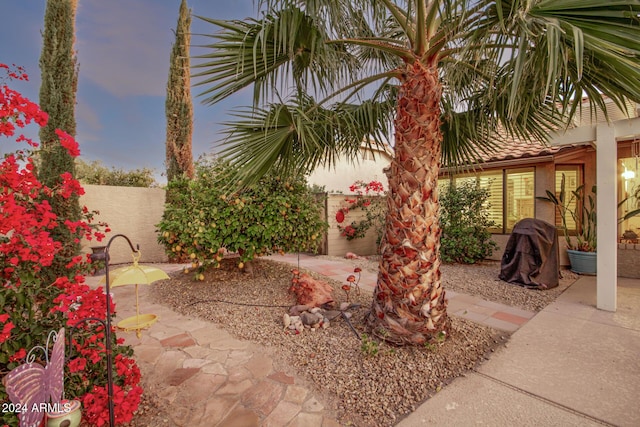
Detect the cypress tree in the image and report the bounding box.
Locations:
[38,0,81,279]
[165,0,194,182]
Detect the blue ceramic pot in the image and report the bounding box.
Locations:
[567,249,597,275]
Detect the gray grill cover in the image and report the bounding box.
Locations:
[499,218,559,289]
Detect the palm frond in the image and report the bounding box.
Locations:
[193,7,352,106]
[218,93,395,187]
[198,0,640,184]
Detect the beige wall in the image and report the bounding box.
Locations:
[618,244,640,278]
[80,185,168,264]
[325,194,382,256]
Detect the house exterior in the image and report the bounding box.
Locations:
[438,98,640,278]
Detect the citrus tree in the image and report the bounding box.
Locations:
[157,158,327,277]
[193,0,640,344]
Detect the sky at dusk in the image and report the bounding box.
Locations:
[1,0,257,183]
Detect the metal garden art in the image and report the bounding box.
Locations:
[3,328,81,427]
[104,251,169,338]
[341,267,362,303]
[88,234,169,425]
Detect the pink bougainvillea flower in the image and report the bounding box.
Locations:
[9,347,26,362]
[55,129,80,156]
[1,63,139,424]
[0,321,15,343]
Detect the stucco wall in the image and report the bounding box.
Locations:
[618,244,640,278]
[325,194,382,256]
[80,185,168,264]
[78,185,638,278]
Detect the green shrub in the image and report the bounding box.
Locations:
[76,159,158,187]
[439,181,497,264]
[157,159,327,275]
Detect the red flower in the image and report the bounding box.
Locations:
[1,63,137,424]
[82,384,143,426]
[68,357,87,373]
[55,129,80,157]
[0,321,15,343]
[9,348,26,362]
[59,172,85,198]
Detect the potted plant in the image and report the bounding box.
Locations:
[538,174,597,274]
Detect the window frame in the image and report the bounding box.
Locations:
[438,167,536,234]
[554,164,583,234]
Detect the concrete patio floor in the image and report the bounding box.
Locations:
[398,275,640,427]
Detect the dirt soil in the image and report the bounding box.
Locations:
[124,257,576,427]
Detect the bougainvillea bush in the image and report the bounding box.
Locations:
[0,63,141,426]
[335,180,386,246]
[158,157,327,277]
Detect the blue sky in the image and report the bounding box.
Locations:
[1,0,256,183]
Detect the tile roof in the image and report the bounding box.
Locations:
[478,138,569,163]
[459,97,637,165]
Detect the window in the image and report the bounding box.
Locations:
[620,156,640,238]
[506,168,535,232]
[438,167,535,233]
[479,171,504,232]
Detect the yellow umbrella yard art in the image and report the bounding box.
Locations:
[100,251,169,338]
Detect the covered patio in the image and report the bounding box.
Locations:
[552,113,640,311]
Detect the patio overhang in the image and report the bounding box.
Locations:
[550,116,640,311]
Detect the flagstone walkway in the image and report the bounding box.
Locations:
[89,265,341,427]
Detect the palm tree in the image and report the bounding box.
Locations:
[193,0,640,345]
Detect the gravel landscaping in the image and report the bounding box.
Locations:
[323,255,577,313]
[137,256,577,426]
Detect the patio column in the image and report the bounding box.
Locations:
[596,124,617,311]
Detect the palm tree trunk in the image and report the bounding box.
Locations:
[367,61,450,345]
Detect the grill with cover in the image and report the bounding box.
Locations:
[499,218,560,289]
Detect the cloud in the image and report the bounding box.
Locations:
[75,0,173,98]
[75,95,103,155]
[77,96,102,134]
